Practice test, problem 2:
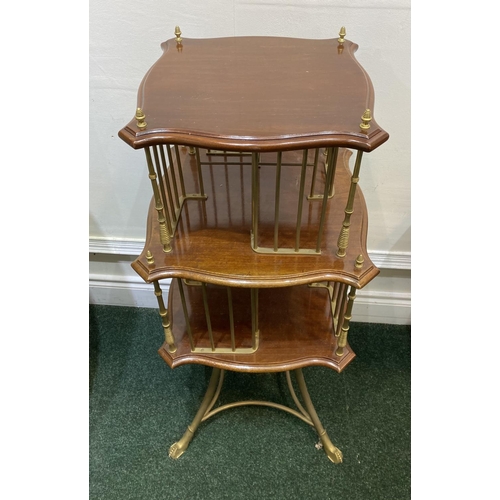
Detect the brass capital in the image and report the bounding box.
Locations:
[360,109,372,131]
[135,108,147,130]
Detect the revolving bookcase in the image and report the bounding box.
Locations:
[119,27,389,463]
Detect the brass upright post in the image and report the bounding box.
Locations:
[337,150,363,257]
[295,150,308,252]
[336,286,356,357]
[153,281,176,353]
[316,147,338,253]
[144,147,172,252]
[251,152,260,250]
[274,152,282,252]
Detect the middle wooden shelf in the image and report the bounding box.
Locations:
[133,146,378,289]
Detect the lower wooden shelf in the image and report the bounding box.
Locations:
[159,278,356,373]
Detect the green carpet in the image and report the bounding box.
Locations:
[90,305,410,499]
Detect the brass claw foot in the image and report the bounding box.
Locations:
[323,441,343,464]
[294,368,343,464]
[169,442,183,459]
[169,368,222,459]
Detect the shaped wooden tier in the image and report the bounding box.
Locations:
[160,279,355,373]
[118,36,389,152]
[133,147,378,289]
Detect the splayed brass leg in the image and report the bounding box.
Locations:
[294,368,343,464]
[169,368,222,459]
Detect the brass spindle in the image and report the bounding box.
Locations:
[241,163,246,225]
[274,152,282,251]
[331,281,341,311]
[165,145,180,209]
[295,150,308,252]
[151,146,172,233]
[327,147,336,198]
[201,283,215,351]
[333,283,347,334]
[251,288,259,350]
[194,148,206,197]
[316,147,338,253]
[309,148,320,198]
[153,281,176,352]
[336,286,356,357]
[208,160,218,226]
[144,147,172,251]
[157,146,177,221]
[335,288,349,337]
[227,287,235,351]
[225,162,232,226]
[337,150,363,257]
[174,145,186,197]
[251,152,260,250]
[177,278,194,351]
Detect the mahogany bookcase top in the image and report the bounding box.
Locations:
[119,36,388,152]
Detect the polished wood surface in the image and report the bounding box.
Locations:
[159,280,355,373]
[133,147,379,289]
[119,36,389,152]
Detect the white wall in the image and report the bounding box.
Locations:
[89,0,411,323]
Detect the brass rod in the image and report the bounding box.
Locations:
[201,283,215,351]
[227,287,235,352]
[331,281,341,313]
[327,147,337,198]
[251,288,258,351]
[177,278,194,351]
[209,162,218,226]
[174,145,186,197]
[203,369,226,418]
[336,287,357,357]
[153,281,176,353]
[151,146,171,231]
[157,146,176,227]
[144,147,172,251]
[165,145,180,209]
[198,161,252,166]
[206,150,250,156]
[260,162,316,167]
[309,148,320,198]
[240,163,246,225]
[251,152,259,250]
[225,162,232,226]
[316,147,338,252]
[295,150,308,252]
[334,283,346,322]
[335,285,348,337]
[274,152,282,251]
[203,400,314,426]
[337,150,363,257]
[194,147,206,197]
[285,371,311,421]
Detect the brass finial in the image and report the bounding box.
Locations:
[355,254,364,269]
[360,109,372,131]
[175,26,182,44]
[188,146,195,155]
[146,250,154,265]
[135,108,147,130]
[338,27,346,44]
